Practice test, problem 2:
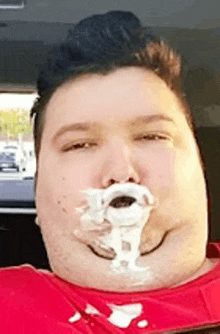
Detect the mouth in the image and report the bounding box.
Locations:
[109,196,136,208]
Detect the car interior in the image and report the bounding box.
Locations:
[0,0,219,275]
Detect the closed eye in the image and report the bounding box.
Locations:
[62,142,97,152]
[62,134,170,152]
[135,134,170,141]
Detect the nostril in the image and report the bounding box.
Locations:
[109,196,136,208]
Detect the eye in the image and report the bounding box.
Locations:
[62,142,97,152]
[135,134,170,141]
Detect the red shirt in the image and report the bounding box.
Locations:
[1,243,220,334]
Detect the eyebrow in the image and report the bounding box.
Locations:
[130,114,176,126]
[52,114,176,143]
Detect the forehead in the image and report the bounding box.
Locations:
[44,67,185,130]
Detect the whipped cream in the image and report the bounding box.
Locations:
[75,183,155,272]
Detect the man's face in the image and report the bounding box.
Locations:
[36,67,208,291]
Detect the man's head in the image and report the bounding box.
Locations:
[31,11,209,291]
[31,10,200,167]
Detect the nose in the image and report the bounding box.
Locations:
[101,138,141,188]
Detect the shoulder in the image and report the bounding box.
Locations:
[0,266,75,332]
[0,264,43,283]
[0,265,52,301]
[0,264,37,285]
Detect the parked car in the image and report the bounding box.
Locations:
[2,145,27,172]
[0,151,18,171]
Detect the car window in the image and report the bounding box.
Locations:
[0,93,37,212]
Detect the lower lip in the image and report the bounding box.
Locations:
[88,244,115,260]
[88,232,167,260]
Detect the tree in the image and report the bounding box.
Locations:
[0,108,32,143]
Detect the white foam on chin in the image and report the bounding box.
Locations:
[75,183,155,273]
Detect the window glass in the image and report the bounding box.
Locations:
[0,93,37,207]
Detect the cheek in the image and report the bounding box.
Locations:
[139,148,205,211]
[139,149,177,189]
[36,154,96,220]
[140,147,202,184]
[145,149,206,217]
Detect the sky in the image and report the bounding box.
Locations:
[0,94,37,111]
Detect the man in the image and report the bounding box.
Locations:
[0,10,220,333]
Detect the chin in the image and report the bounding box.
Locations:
[80,230,205,292]
[48,225,206,292]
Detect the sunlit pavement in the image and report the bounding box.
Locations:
[0,170,28,180]
[0,171,35,180]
